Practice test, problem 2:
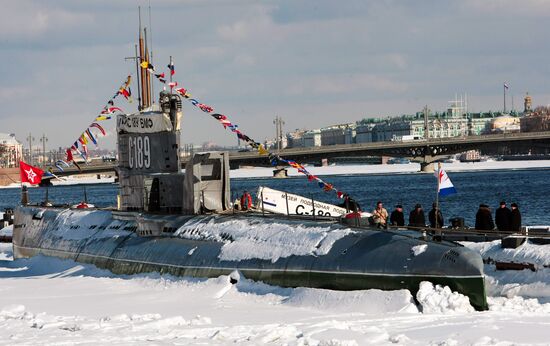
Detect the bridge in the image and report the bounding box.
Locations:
[222,131,550,171]
[47,131,550,177]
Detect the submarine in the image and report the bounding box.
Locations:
[12,87,488,311]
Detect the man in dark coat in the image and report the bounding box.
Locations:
[390,205,405,226]
[339,194,361,213]
[409,204,426,227]
[495,201,512,231]
[475,204,494,230]
[510,203,522,232]
[429,203,444,228]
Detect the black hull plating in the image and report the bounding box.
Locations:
[13,206,488,310]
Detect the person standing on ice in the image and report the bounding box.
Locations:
[372,201,388,228]
[409,204,426,227]
[475,204,494,230]
[510,203,522,232]
[390,204,405,226]
[495,201,512,231]
[240,191,253,210]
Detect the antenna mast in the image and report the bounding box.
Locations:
[134,44,142,109]
[124,44,142,111]
[144,27,151,107]
[138,7,148,109]
[148,4,155,102]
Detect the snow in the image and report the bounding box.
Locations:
[462,240,550,268]
[416,282,475,314]
[0,224,12,237]
[411,244,428,256]
[462,240,550,304]
[230,160,550,178]
[0,176,115,189]
[41,209,131,241]
[175,217,351,262]
[50,176,115,186]
[2,236,550,344]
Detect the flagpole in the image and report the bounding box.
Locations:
[169,56,173,85]
[19,161,29,206]
[503,83,507,113]
[435,162,441,228]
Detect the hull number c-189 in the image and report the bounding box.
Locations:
[128,135,151,169]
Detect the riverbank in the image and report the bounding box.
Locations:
[2,160,548,189]
[0,175,116,189]
[230,159,550,178]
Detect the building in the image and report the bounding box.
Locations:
[303,129,321,147]
[519,94,550,132]
[356,96,502,142]
[355,123,376,143]
[524,93,532,113]
[320,123,355,146]
[486,115,521,133]
[285,94,526,148]
[521,112,550,132]
[0,133,23,168]
[344,126,356,144]
[286,129,306,148]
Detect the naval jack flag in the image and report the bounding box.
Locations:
[19,161,44,185]
[436,167,457,196]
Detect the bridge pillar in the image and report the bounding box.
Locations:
[273,167,288,178]
[420,161,435,173]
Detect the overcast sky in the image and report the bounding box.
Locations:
[1,0,549,150]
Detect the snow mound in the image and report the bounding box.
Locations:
[416,281,474,314]
[486,271,550,302]
[488,296,550,313]
[0,305,30,320]
[285,287,419,314]
[411,244,428,256]
[462,240,550,268]
[175,217,351,262]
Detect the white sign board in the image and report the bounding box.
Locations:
[255,186,347,217]
[117,113,173,133]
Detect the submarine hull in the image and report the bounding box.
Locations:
[13,206,488,311]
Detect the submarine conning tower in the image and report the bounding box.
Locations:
[116,91,231,214]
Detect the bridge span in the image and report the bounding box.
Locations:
[223,131,550,171]
[46,131,550,177]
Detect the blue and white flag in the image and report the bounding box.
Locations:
[436,168,457,196]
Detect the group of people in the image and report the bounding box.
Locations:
[236,190,522,232]
[373,200,522,231]
[372,202,444,229]
[475,201,521,231]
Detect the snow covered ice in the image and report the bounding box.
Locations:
[1,240,550,345]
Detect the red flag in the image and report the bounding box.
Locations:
[119,88,130,99]
[19,161,44,185]
[66,148,73,162]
